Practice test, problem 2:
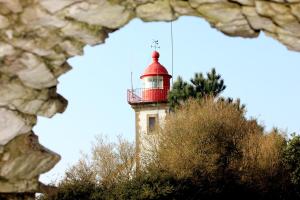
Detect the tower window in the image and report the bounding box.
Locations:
[147,114,158,133]
[144,76,163,89]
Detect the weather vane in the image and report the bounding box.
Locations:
[151,40,160,51]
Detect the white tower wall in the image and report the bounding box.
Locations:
[132,103,168,168]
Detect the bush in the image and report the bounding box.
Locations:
[154,98,291,199]
[41,99,300,200]
[240,130,289,198]
[284,134,300,185]
[157,98,261,180]
[41,181,98,200]
[39,135,135,200]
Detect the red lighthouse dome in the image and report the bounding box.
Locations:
[127,51,172,104]
[140,51,172,102]
[140,51,172,79]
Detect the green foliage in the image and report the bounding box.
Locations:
[218,97,246,112]
[168,68,226,109]
[40,100,300,200]
[190,68,226,97]
[42,181,99,200]
[156,99,295,199]
[284,133,300,186]
[109,169,176,200]
[167,76,191,109]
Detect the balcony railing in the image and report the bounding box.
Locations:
[127,88,168,104]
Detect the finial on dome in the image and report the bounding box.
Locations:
[150,40,160,62]
[152,51,159,62]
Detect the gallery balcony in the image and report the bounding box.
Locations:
[127,88,169,105]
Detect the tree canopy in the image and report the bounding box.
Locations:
[39,99,300,200]
[168,68,226,109]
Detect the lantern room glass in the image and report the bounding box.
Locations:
[143,76,163,89]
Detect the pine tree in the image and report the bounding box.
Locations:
[218,97,246,112]
[168,68,226,109]
[167,76,193,109]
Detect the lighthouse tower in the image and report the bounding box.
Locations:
[127,51,172,168]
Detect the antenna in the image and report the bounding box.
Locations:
[151,40,160,51]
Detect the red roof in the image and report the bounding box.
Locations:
[140,51,172,79]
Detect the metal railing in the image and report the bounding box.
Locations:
[127,88,168,104]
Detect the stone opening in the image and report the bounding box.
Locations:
[1,0,300,196]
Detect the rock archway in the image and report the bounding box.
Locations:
[0,0,300,197]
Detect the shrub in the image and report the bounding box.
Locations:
[284,134,300,186]
[154,98,291,199]
[39,135,135,200]
[240,129,288,197]
[156,98,261,180]
[41,99,300,200]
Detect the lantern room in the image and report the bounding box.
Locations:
[127,51,172,104]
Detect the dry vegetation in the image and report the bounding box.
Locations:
[157,99,258,178]
[61,135,135,188]
[40,99,300,200]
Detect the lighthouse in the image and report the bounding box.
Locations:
[127,51,172,168]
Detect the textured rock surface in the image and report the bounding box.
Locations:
[0,0,300,196]
[0,133,60,193]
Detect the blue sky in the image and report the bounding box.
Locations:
[34,16,300,183]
